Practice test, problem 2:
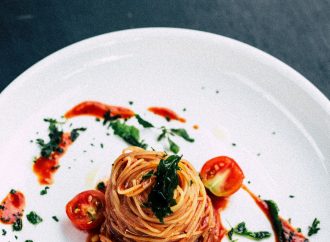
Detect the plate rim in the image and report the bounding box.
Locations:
[1,27,329,115]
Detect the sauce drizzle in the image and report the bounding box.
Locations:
[65,101,135,119]
[148,107,186,123]
[33,133,73,185]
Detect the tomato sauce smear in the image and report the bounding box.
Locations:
[65,101,135,119]
[33,133,73,185]
[0,190,25,224]
[148,107,186,123]
[242,185,308,242]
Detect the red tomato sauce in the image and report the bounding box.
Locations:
[33,133,73,185]
[0,190,25,224]
[65,101,135,119]
[148,107,186,123]
[242,185,307,242]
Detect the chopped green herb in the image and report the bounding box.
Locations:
[26,211,43,225]
[182,108,186,112]
[157,128,167,141]
[289,195,295,198]
[100,143,104,148]
[36,119,64,158]
[232,143,236,147]
[103,111,120,126]
[25,240,33,242]
[40,186,49,195]
[52,216,59,222]
[10,189,16,194]
[170,128,194,142]
[1,229,6,236]
[70,127,87,141]
[308,218,320,236]
[135,114,154,128]
[142,170,154,180]
[95,118,100,122]
[297,227,302,233]
[165,116,171,122]
[264,200,284,242]
[232,222,271,240]
[110,120,147,148]
[147,155,181,223]
[12,218,23,231]
[129,101,134,105]
[96,182,106,192]
[168,138,179,154]
[0,205,4,210]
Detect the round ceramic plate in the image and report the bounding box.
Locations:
[0,28,329,241]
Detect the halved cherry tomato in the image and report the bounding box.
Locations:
[66,190,105,231]
[0,190,25,224]
[200,156,244,197]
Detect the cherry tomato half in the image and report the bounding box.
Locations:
[200,156,244,197]
[0,190,25,224]
[66,190,105,231]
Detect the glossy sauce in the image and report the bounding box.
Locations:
[33,133,73,185]
[242,185,308,242]
[65,101,135,119]
[0,190,25,224]
[148,107,186,123]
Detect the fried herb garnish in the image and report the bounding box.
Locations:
[147,155,181,223]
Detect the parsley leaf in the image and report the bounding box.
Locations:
[135,114,154,128]
[232,222,271,240]
[103,111,120,126]
[157,128,167,141]
[96,182,106,192]
[26,211,43,225]
[110,120,147,148]
[147,155,181,223]
[70,127,87,141]
[170,128,194,142]
[168,138,179,154]
[52,216,59,222]
[308,218,320,236]
[40,186,49,196]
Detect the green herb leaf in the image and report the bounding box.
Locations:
[157,128,167,141]
[103,111,120,126]
[25,240,33,242]
[168,138,179,154]
[170,128,194,142]
[1,229,6,236]
[70,127,87,141]
[26,211,43,225]
[142,170,154,180]
[12,218,22,231]
[110,120,147,148]
[232,222,271,240]
[96,182,106,192]
[308,218,320,236]
[147,155,181,223]
[52,216,59,222]
[135,114,154,128]
[264,200,285,242]
[40,186,49,196]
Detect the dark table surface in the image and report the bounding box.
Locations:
[1,1,329,99]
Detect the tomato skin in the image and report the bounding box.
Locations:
[66,190,105,231]
[200,156,244,197]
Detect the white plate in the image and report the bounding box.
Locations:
[0,28,329,242]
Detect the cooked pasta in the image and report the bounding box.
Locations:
[100,147,221,242]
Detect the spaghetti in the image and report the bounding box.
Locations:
[100,147,221,242]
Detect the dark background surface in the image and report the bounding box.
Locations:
[1,0,329,98]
